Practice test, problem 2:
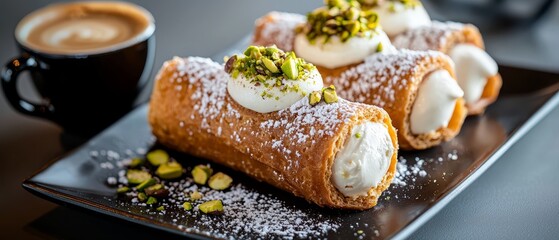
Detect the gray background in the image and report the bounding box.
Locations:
[1,0,558,239]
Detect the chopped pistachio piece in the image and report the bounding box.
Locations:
[145,184,163,192]
[199,200,224,214]
[208,172,233,190]
[192,165,213,185]
[156,206,165,211]
[146,196,157,205]
[126,169,152,185]
[129,157,144,168]
[190,191,203,201]
[183,202,193,211]
[144,184,163,195]
[116,186,130,194]
[146,149,169,166]
[323,85,339,104]
[262,57,279,73]
[281,58,299,80]
[138,192,147,202]
[244,46,260,58]
[376,42,383,52]
[156,161,183,179]
[309,91,322,106]
[136,178,156,191]
[355,132,362,138]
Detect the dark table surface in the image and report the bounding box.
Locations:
[1,0,558,239]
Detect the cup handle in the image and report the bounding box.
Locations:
[1,55,56,121]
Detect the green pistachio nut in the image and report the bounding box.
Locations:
[309,91,322,106]
[346,7,360,20]
[117,186,130,194]
[129,157,144,168]
[136,178,156,191]
[156,161,183,180]
[262,57,279,73]
[138,192,147,202]
[191,165,213,185]
[376,42,383,52]
[199,200,224,214]
[190,191,203,200]
[146,196,157,205]
[281,58,299,80]
[323,85,339,104]
[346,21,360,35]
[244,46,260,57]
[208,172,233,190]
[126,169,152,185]
[146,149,169,166]
[183,202,193,211]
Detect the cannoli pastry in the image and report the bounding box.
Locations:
[326,50,467,150]
[148,46,399,209]
[252,1,467,150]
[392,21,501,114]
[359,0,502,114]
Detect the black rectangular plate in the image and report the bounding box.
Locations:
[23,42,559,239]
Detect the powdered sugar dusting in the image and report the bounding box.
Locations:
[393,21,466,51]
[254,12,305,51]
[327,49,446,108]
[166,57,368,175]
[169,57,241,135]
[165,181,340,239]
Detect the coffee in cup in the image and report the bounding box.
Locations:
[2,2,156,137]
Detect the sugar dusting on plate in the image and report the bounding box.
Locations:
[92,145,461,239]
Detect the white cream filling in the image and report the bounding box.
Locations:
[294,31,393,69]
[449,44,498,104]
[332,122,394,198]
[410,70,464,135]
[374,2,431,37]
[227,69,323,113]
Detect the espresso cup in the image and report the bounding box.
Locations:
[1,2,155,137]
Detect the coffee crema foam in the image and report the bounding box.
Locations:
[17,2,153,55]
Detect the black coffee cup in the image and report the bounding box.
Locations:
[1,2,155,137]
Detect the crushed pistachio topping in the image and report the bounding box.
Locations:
[296,0,380,44]
[308,85,339,106]
[225,45,317,100]
[355,132,362,138]
[225,45,315,81]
